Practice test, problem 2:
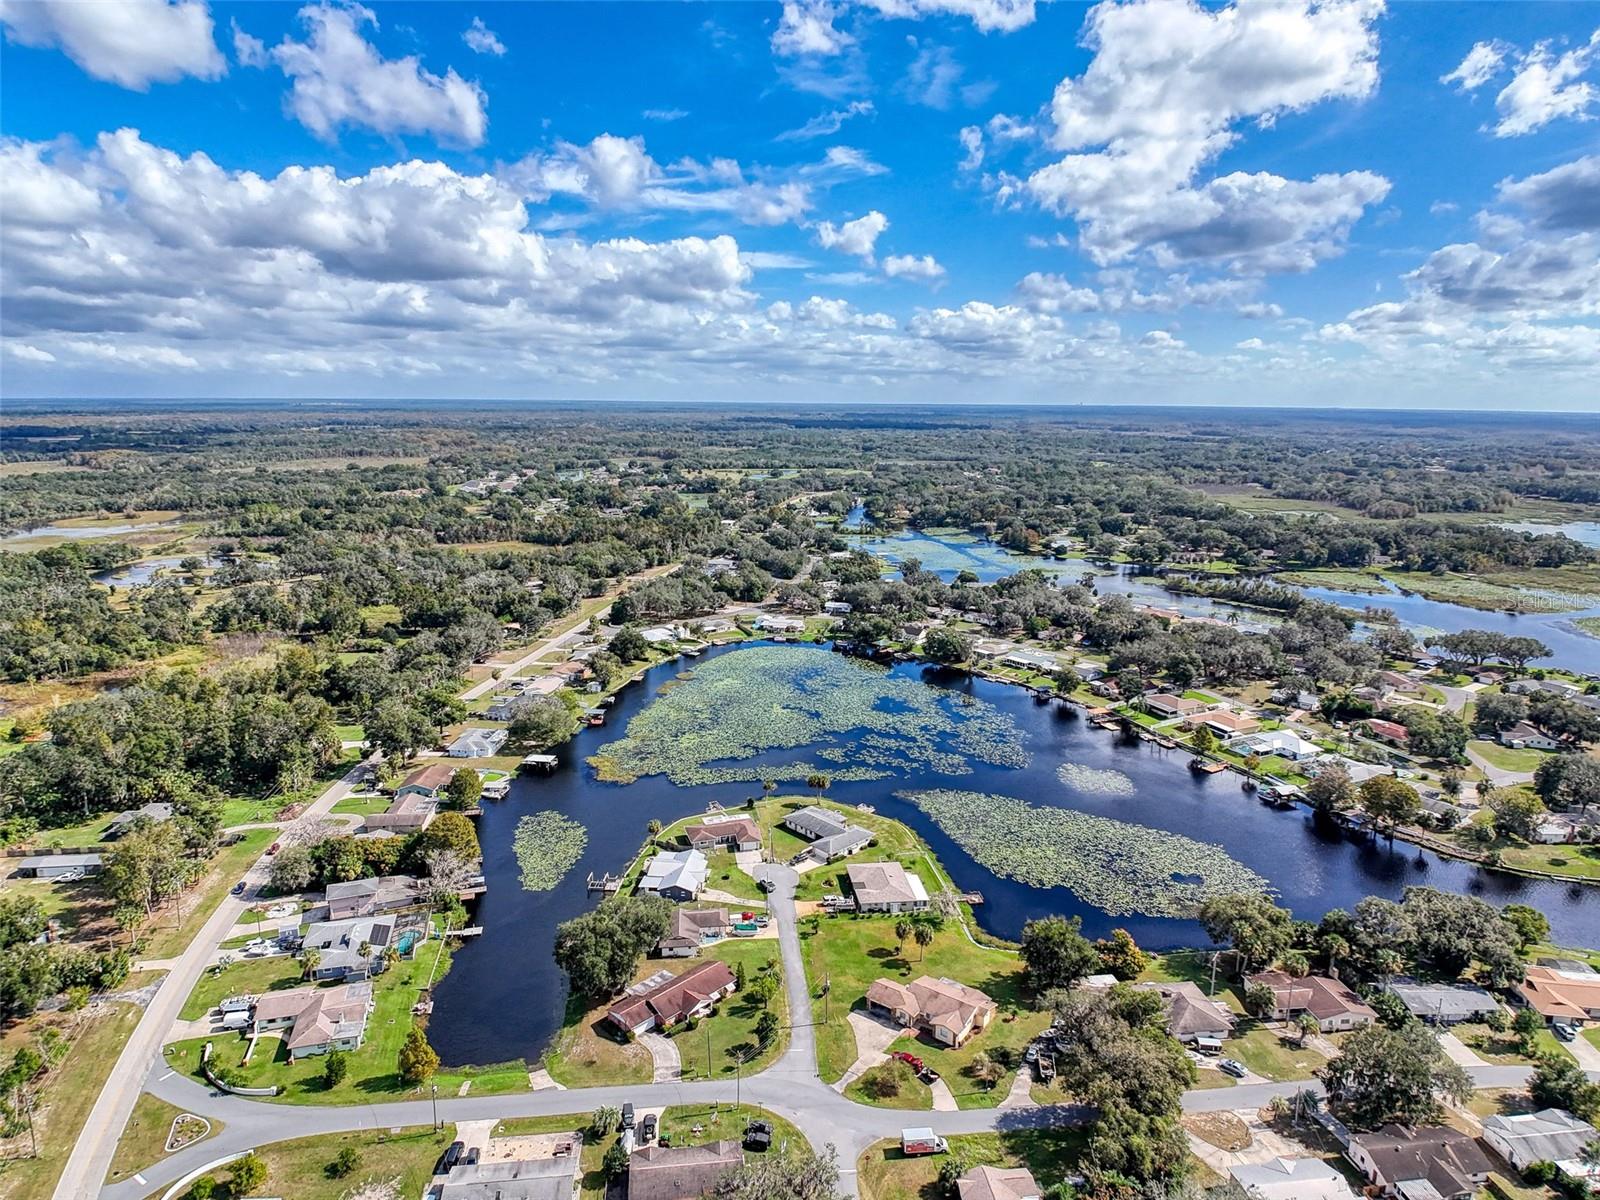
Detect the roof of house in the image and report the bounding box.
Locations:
[1230,1156,1356,1200]
[607,960,737,1031]
[1187,710,1259,733]
[400,763,455,792]
[1141,981,1234,1037]
[1482,1108,1598,1165]
[640,849,708,894]
[1147,693,1203,714]
[810,827,874,859]
[847,861,928,907]
[1365,719,1410,740]
[783,804,851,841]
[18,853,102,870]
[438,1155,580,1200]
[661,908,729,945]
[1246,971,1376,1023]
[684,817,762,845]
[253,981,373,1053]
[1518,965,1600,1021]
[301,914,395,972]
[450,728,507,754]
[627,1140,743,1200]
[1233,729,1321,756]
[867,975,997,1040]
[956,1164,1043,1200]
[108,802,174,831]
[1350,1125,1492,1197]
[1387,979,1500,1020]
[325,875,416,907]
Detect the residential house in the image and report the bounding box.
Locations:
[1364,719,1411,747]
[1230,1157,1356,1200]
[683,817,762,853]
[1144,694,1206,719]
[437,1155,579,1200]
[638,849,709,901]
[823,600,852,615]
[1185,710,1262,738]
[1387,979,1502,1025]
[605,960,738,1034]
[1139,981,1234,1044]
[395,763,455,803]
[551,661,588,681]
[250,982,373,1060]
[956,1164,1043,1200]
[104,802,174,839]
[301,913,397,981]
[627,1141,743,1200]
[755,614,805,634]
[781,806,874,861]
[325,875,418,922]
[1516,964,1600,1025]
[1482,1109,1600,1185]
[1230,730,1321,761]
[805,826,874,863]
[865,975,997,1047]
[484,696,521,721]
[783,805,853,841]
[657,908,730,957]
[520,676,566,697]
[1002,650,1059,672]
[1244,971,1376,1032]
[846,861,930,913]
[694,617,736,636]
[448,728,508,758]
[364,790,439,834]
[15,853,102,879]
[1346,1125,1492,1199]
[1500,721,1562,752]
[1377,671,1424,695]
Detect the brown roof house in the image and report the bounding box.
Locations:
[605,960,737,1035]
[1346,1125,1492,1199]
[846,861,930,913]
[1185,710,1262,738]
[683,817,762,853]
[368,764,451,832]
[956,1164,1044,1200]
[1245,970,1376,1032]
[1364,719,1410,747]
[250,982,373,1059]
[627,1141,743,1200]
[1139,981,1234,1044]
[865,975,998,1047]
[1144,694,1207,719]
[657,908,730,958]
[1517,964,1600,1024]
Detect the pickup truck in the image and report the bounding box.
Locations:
[901,1128,949,1157]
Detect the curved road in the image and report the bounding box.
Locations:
[98,862,1543,1199]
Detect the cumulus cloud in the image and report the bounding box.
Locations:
[772,1,853,56]
[883,253,947,282]
[0,0,224,89]
[816,210,890,262]
[862,0,1036,34]
[462,17,505,56]
[909,301,1064,358]
[1014,0,1387,272]
[262,3,488,145]
[778,100,875,141]
[1444,28,1599,137]
[1016,272,1101,313]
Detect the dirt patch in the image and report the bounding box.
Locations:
[1183,1111,1252,1152]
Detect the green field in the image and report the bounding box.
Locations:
[857,1129,1086,1200]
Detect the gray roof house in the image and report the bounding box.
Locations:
[1481,1108,1600,1179]
[1230,1157,1357,1200]
[448,728,508,758]
[807,826,874,863]
[438,1155,580,1200]
[1386,979,1502,1025]
[638,849,708,901]
[104,802,174,838]
[783,805,852,841]
[16,853,103,879]
[301,913,397,980]
[324,875,418,922]
[1346,1125,1493,1200]
[628,1141,743,1200]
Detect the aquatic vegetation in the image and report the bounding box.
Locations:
[900,789,1270,918]
[1056,763,1137,797]
[589,645,1028,785]
[512,811,588,892]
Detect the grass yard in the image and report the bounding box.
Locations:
[660,1103,804,1153]
[178,955,305,1020]
[0,1002,141,1200]
[800,910,1029,1100]
[140,828,275,960]
[846,1062,933,1110]
[857,1129,1086,1200]
[1138,952,1246,1014]
[331,792,396,817]
[19,812,121,848]
[217,796,287,827]
[193,1126,455,1200]
[1452,1023,1539,1066]
[1467,740,1550,774]
[0,873,107,933]
[1487,841,1600,882]
[105,1093,217,1188]
[1224,1024,1327,1081]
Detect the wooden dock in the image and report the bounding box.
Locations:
[587,872,622,894]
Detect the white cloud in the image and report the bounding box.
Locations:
[900,41,966,109]
[778,100,874,141]
[264,3,488,145]
[6,343,56,364]
[883,253,947,282]
[1444,28,1600,137]
[742,251,817,269]
[958,125,984,171]
[772,1,853,57]
[1495,154,1600,233]
[1236,337,1266,350]
[1016,272,1100,313]
[862,0,1036,34]
[909,301,1064,358]
[643,108,689,122]
[816,210,889,262]
[801,145,888,178]
[1014,0,1387,272]
[462,17,506,57]
[0,0,224,89]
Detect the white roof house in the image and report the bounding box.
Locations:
[448,728,508,758]
[1230,1157,1356,1200]
[639,849,708,899]
[1482,1109,1600,1179]
[1231,729,1322,761]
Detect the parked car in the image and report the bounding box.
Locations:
[462,1147,479,1166]
[435,1141,464,1175]
[621,1102,635,1130]
[640,1113,657,1143]
[918,1067,940,1085]
[744,1120,772,1151]
[1023,1043,1039,1063]
[266,842,281,855]
[231,881,246,895]
[1554,1022,1578,1042]
[1219,1058,1247,1078]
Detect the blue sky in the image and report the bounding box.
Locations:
[1,0,1597,408]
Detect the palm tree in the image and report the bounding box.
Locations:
[912,922,934,961]
[300,948,321,981]
[894,919,912,955]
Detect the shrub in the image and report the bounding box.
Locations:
[326,1146,361,1178]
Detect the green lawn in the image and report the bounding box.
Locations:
[105,1092,217,1188]
[846,1062,932,1109]
[801,910,1030,1100]
[857,1129,1086,1200]
[1224,1024,1326,1081]
[197,1125,454,1200]
[178,955,305,1021]
[331,792,395,817]
[1453,1022,1540,1066]
[217,796,286,827]
[21,811,121,848]
[660,1103,804,1153]
[1467,740,1550,774]
[1488,841,1600,882]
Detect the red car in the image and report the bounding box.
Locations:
[892,1051,925,1072]
[266,842,281,855]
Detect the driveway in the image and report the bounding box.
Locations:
[1564,1030,1600,1074]
[834,1011,903,1092]
[638,1032,681,1083]
[1438,1031,1490,1068]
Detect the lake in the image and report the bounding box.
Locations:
[92,554,214,587]
[427,640,1600,1068]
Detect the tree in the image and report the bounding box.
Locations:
[755,1010,780,1046]
[1485,788,1547,842]
[707,1144,844,1200]
[602,1140,629,1180]
[590,1106,619,1137]
[1094,929,1147,981]
[1019,915,1099,995]
[1244,982,1278,1018]
[1531,1053,1600,1122]
[1319,1021,1471,1130]
[1395,709,1468,763]
[1358,776,1421,836]
[968,1050,1003,1090]
[553,896,673,999]
[507,694,580,749]
[1189,725,1217,755]
[1534,755,1600,815]
[363,697,437,761]
[1473,691,1528,738]
[397,1026,438,1086]
[230,1152,268,1195]
[1196,894,1292,972]
[407,811,480,867]
[102,821,196,918]
[442,769,482,811]
[749,971,779,1010]
[1305,764,1355,813]
[610,626,652,663]
[1296,1012,1321,1047]
[268,845,315,894]
[322,1046,348,1089]
[422,848,477,903]
[300,948,321,981]
[326,1146,360,1178]
[922,628,972,664]
[893,919,912,955]
[1503,903,1550,950]
[912,921,935,961]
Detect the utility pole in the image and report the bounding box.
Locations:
[1208,952,1219,997]
[822,975,831,1025]
[431,1081,439,1131]
[705,1017,712,1081]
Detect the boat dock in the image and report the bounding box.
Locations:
[520,753,558,772]
[587,872,622,894]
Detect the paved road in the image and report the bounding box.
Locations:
[57,755,375,1200]
[1466,744,1537,787]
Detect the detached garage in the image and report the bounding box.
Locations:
[16,854,103,879]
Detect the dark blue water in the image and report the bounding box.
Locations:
[428,641,1600,1068]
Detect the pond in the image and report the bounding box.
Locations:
[0,519,181,545]
[1496,521,1600,551]
[427,640,1600,1068]
[92,554,215,587]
